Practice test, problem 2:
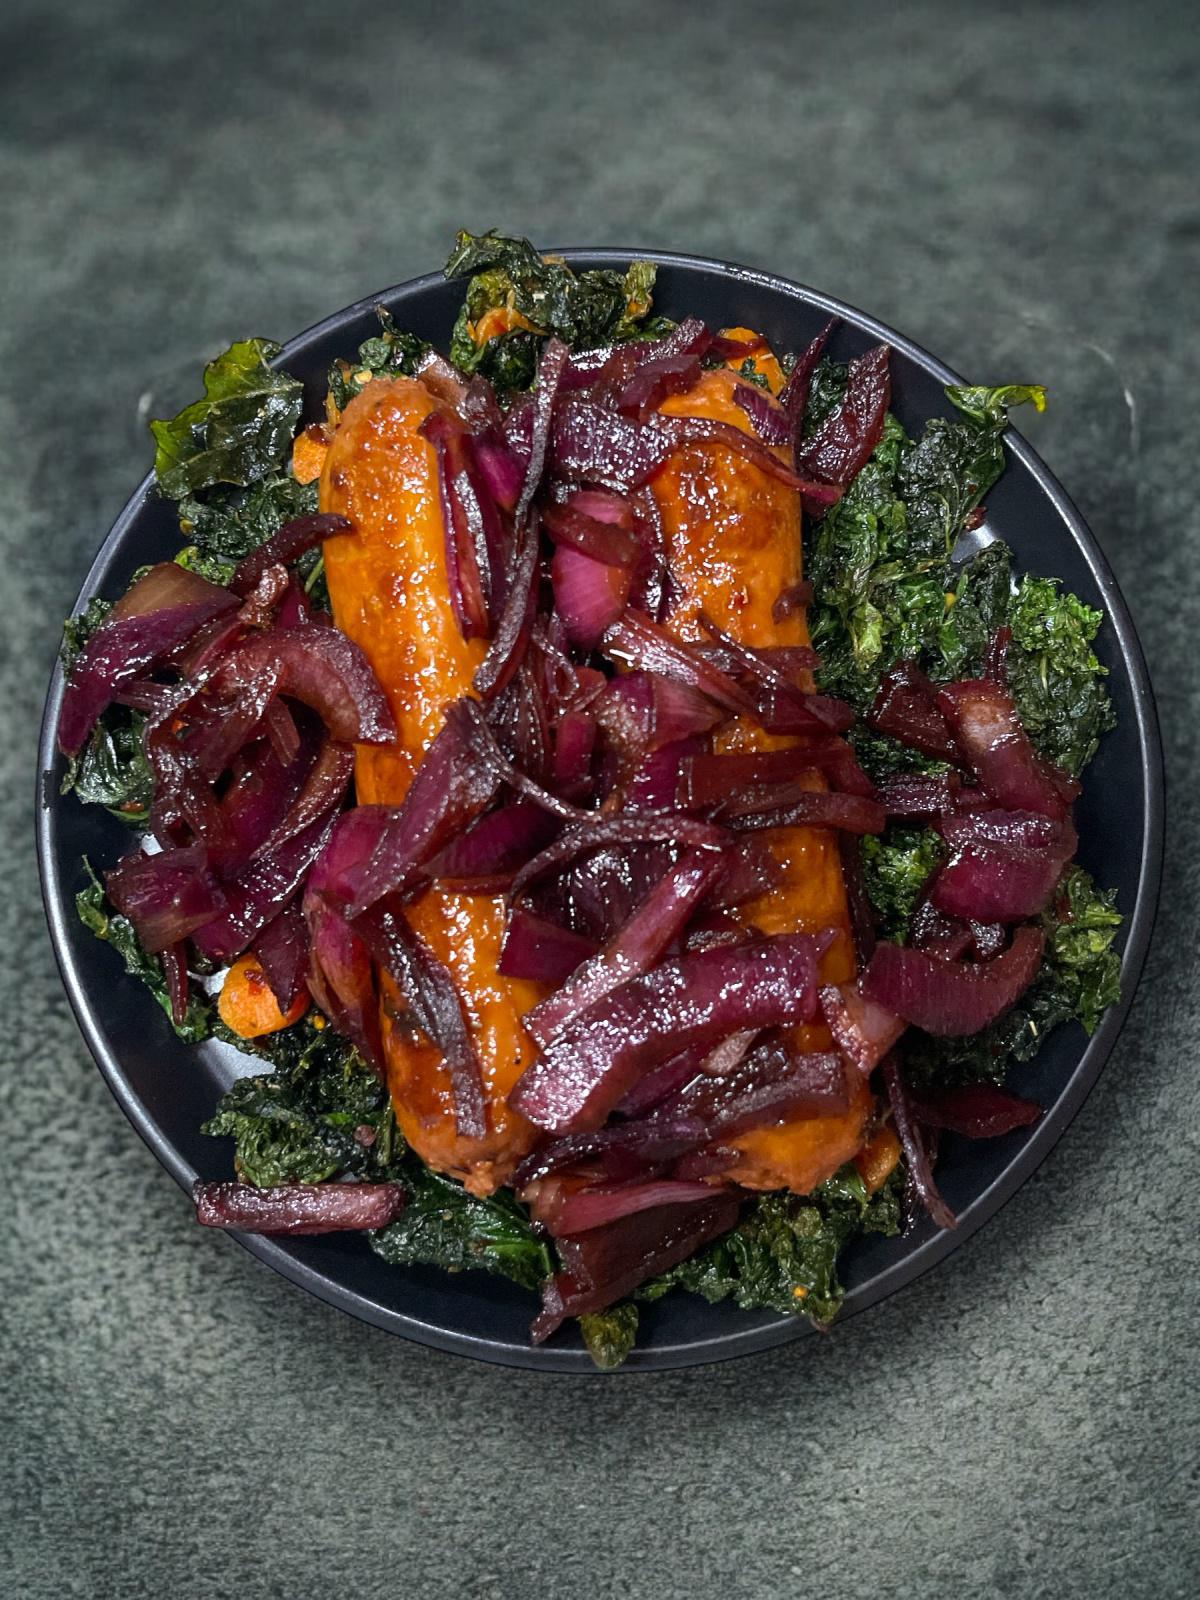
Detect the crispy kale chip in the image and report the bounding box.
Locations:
[579,1304,640,1371]
[326,307,432,412]
[60,712,154,822]
[642,1167,901,1325]
[860,826,945,942]
[151,339,303,500]
[444,230,666,391]
[202,1020,553,1293]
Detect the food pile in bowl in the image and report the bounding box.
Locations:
[58,231,1121,1367]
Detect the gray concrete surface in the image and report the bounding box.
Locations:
[3,2,1198,1595]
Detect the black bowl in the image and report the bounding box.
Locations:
[37,252,1163,1371]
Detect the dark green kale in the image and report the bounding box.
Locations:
[641,1166,901,1325]
[203,1024,397,1185]
[76,862,214,1042]
[905,864,1122,1088]
[60,596,113,671]
[1004,576,1115,778]
[177,473,318,562]
[860,826,944,942]
[326,307,432,412]
[900,384,1046,563]
[150,339,304,500]
[803,356,847,435]
[579,1304,640,1371]
[371,1167,553,1292]
[60,712,154,822]
[444,230,666,391]
[202,1019,553,1292]
[935,542,1015,680]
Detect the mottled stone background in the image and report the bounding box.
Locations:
[4,2,1197,1595]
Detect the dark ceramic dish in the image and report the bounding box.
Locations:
[37,252,1163,1371]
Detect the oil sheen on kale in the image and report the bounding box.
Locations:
[444,229,666,391]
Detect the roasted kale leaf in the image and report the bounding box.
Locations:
[579,1304,640,1371]
[642,1167,901,1325]
[860,826,945,942]
[326,307,432,412]
[60,712,154,822]
[371,1167,553,1292]
[151,339,304,500]
[444,230,666,391]
[177,472,318,562]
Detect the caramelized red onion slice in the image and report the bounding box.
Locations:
[510,813,726,898]
[513,1114,708,1191]
[345,700,503,915]
[881,1055,956,1230]
[859,925,1046,1037]
[602,609,758,716]
[819,982,905,1077]
[552,544,633,650]
[194,1180,406,1235]
[105,844,225,954]
[509,932,828,1135]
[868,661,960,761]
[878,771,961,817]
[779,317,837,442]
[797,342,891,486]
[420,409,495,639]
[731,788,886,835]
[304,808,391,1069]
[206,626,395,745]
[547,1180,720,1235]
[937,678,1077,819]
[523,847,727,1048]
[732,382,791,446]
[426,801,559,892]
[530,1191,741,1341]
[498,908,599,984]
[541,499,645,568]
[252,740,355,862]
[354,896,486,1140]
[253,897,309,1012]
[473,511,541,699]
[661,1037,849,1135]
[932,809,1077,923]
[59,568,238,756]
[515,336,570,528]
[192,809,338,964]
[909,1082,1043,1139]
[230,513,351,596]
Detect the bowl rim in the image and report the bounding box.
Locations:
[36,248,1164,1372]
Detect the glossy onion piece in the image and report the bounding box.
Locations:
[508,933,827,1135]
[230,513,351,596]
[910,1082,1043,1139]
[353,896,486,1140]
[252,897,310,1012]
[523,848,727,1047]
[932,809,1077,923]
[868,660,960,762]
[779,317,837,442]
[545,1180,719,1235]
[207,627,395,745]
[819,982,906,1076]
[602,609,758,716]
[59,566,237,755]
[859,925,1046,1037]
[304,808,392,1070]
[661,1038,849,1136]
[552,544,632,650]
[105,844,224,954]
[530,1192,741,1341]
[510,813,726,897]
[192,810,338,964]
[513,1114,708,1190]
[344,700,502,915]
[426,802,559,893]
[937,678,1076,819]
[881,1055,956,1231]
[194,1180,406,1235]
[498,908,599,984]
[796,342,891,486]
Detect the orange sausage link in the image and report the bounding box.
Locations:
[320,378,541,1194]
[653,366,870,1193]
